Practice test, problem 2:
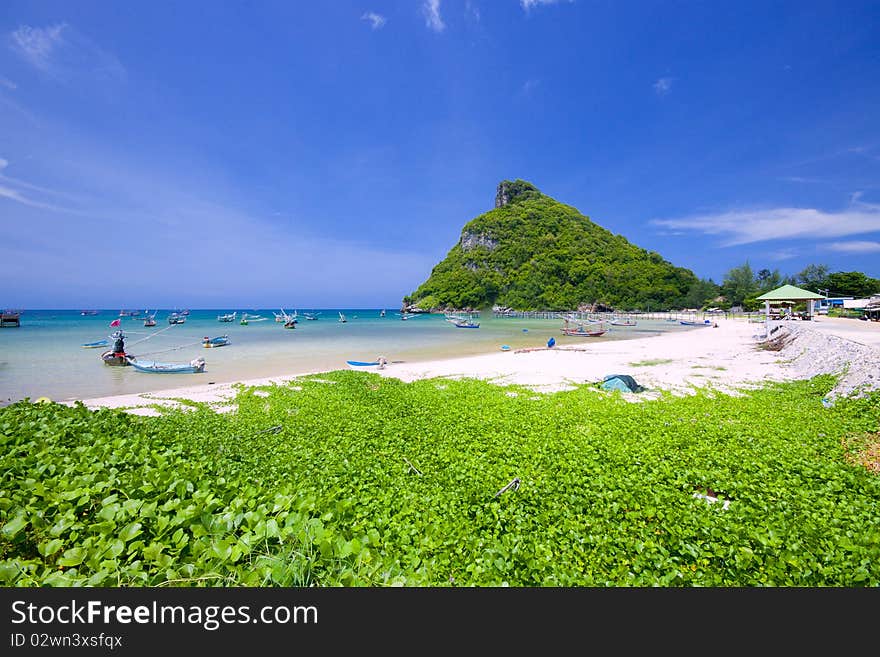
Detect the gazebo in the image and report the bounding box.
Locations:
[756,284,825,320]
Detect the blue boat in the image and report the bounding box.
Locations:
[129,357,206,373]
[81,339,109,348]
[446,314,480,328]
[346,357,388,369]
[202,335,230,348]
[680,320,712,327]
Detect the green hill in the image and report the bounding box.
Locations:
[405,180,698,311]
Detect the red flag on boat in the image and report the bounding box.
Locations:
[109,318,121,327]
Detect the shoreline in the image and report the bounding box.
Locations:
[61,317,880,415]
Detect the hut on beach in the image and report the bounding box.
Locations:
[756,285,824,320]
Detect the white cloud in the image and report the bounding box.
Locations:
[779,176,830,184]
[652,202,880,246]
[0,183,73,213]
[826,240,880,253]
[653,77,673,96]
[361,12,387,30]
[423,0,446,32]
[10,23,66,71]
[521,0,572,10]
[8,23,124,82]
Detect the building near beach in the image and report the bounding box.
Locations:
[756,285,825,320]
[813,296,854,314]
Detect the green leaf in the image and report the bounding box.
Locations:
[39,539,64,557]
[119,522,143,543]
[1,513,28,539]
[58,547,87,567]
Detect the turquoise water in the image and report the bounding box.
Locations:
[0,309,686,403]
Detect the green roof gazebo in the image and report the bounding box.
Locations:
[756,284,825,320]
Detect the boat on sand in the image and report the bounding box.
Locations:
[347,357,387,369]
[129,357,206,373]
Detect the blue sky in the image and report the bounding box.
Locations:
[2,1,879,308]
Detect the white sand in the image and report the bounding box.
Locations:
[68,317,880,413]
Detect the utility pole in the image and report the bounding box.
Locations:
[818,288,829,315]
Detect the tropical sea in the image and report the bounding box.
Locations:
[0,309,689,403]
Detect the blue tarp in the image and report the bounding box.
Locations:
[600,374,645,393]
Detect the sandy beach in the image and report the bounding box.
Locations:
[68,316,880,415]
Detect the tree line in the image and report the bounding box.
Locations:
[684,263,880,311]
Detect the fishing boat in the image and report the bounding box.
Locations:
[202,335,229,348]
[304,312,320,320]
[609,318,637,326]
[346,358,387,369]
[143,311,157,327]
[218,311,237,322]
[180,309,190,316]
[81,339,109,348]
[240,313,249,325]
[274,308,293,323]
[380,309,386,317]
[168,313,186,325]
[80,310,99,316]
[446,313,480,328]
[561,318,606,337]
[129,357,206,374]
[1,310,21,327]
[338,312,347,323]
[561,327,607,337]
[680,320,712,327]
[118,309,140,317]
[101,351,130,366]
[400,313,410,321]
[283,318,296,329]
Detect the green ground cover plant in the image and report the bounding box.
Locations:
[2,372,879,586]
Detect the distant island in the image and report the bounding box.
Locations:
[404,179,698,312]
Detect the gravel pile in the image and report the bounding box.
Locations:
[763,324,880,398]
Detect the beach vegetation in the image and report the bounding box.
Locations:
[2,372,879,586]
[795,264,880,298]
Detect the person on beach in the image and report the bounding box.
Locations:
[377,356,388,369]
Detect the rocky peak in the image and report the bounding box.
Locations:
[495,179,540,208]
